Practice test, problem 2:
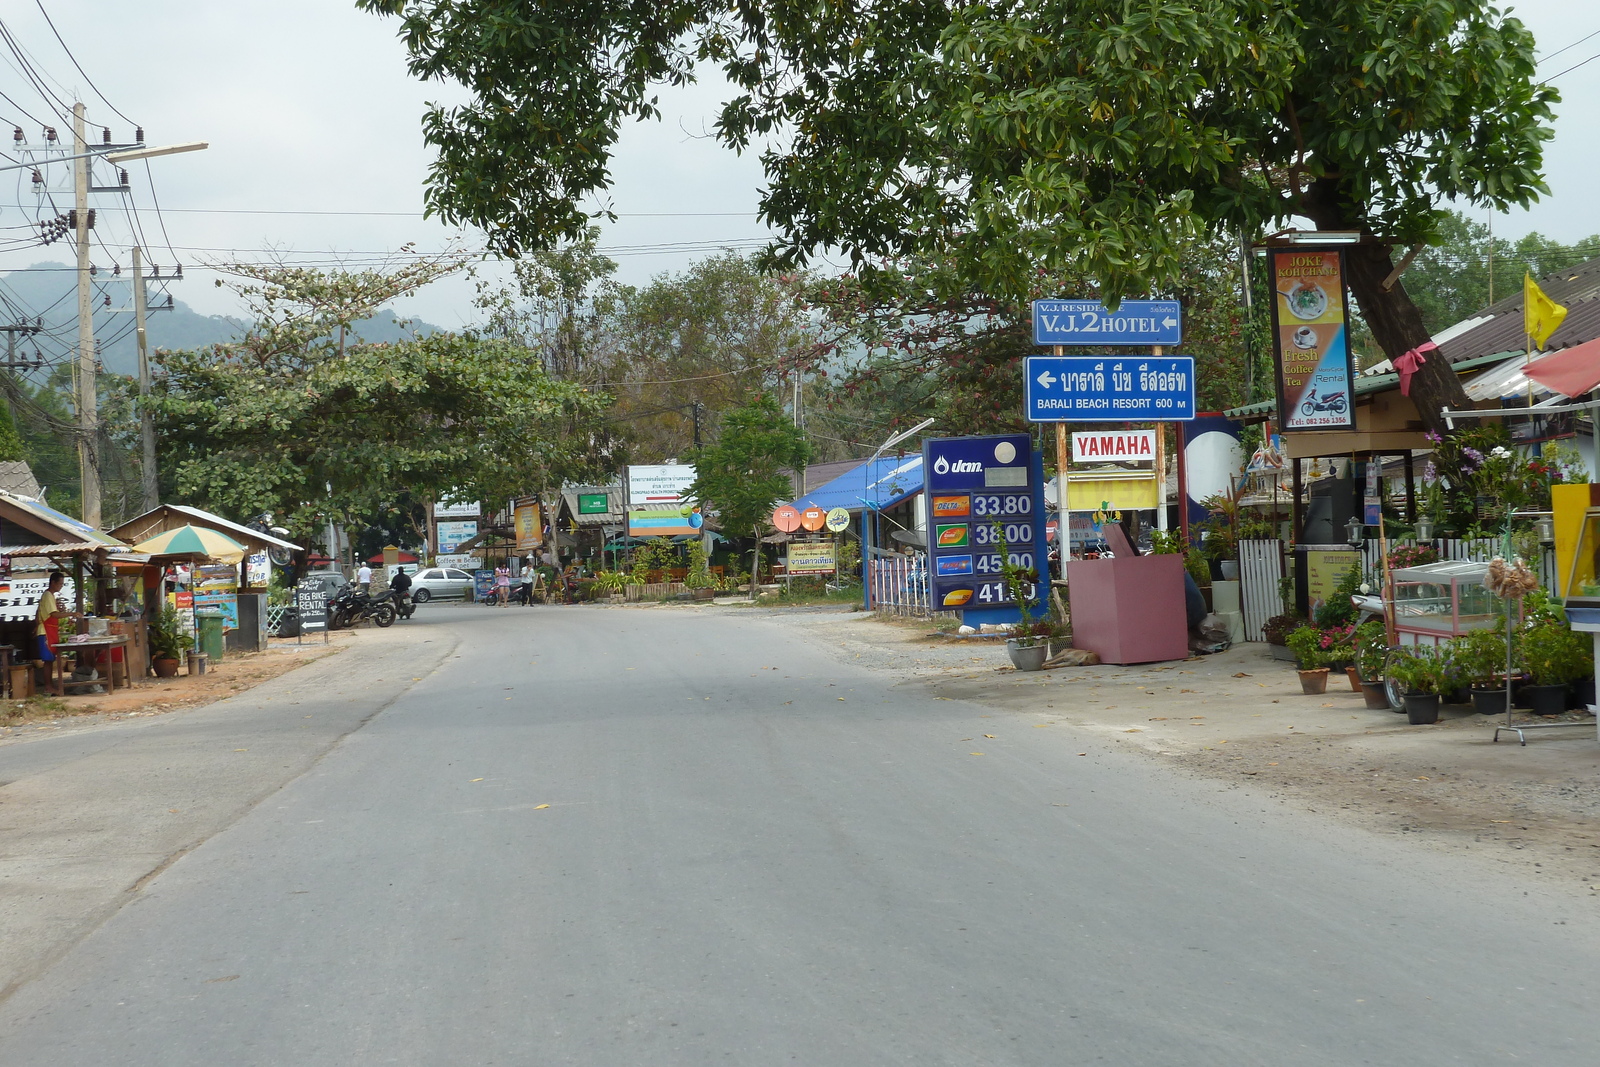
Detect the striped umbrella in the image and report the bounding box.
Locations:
[130,524,248,562]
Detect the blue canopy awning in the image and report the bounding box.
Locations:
[787,454,924,514]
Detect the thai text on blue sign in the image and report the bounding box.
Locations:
[1024,355,1195,422]
[1032,299,1182,346]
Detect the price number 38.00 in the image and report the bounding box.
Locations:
[973,522,1033,547]
[970,493,1032,518]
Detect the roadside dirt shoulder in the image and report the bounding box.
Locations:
[783,611,1600,893]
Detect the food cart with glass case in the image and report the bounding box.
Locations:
[1388,560,1500,646]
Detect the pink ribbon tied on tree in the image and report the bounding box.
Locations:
[1393,341,1438,397]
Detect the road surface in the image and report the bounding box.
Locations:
[0,605,1595,1064]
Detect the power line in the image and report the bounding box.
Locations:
[1539,27,1600,65]
[1546,50,1600,80]
[31,0,137,126]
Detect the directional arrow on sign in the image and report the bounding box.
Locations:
[1162,316,1177,328]
[1036,370,1057,389]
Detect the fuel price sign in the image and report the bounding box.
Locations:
[922,433,1047,614]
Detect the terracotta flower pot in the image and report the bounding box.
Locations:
[152,656,180,679]
[1297,668,1329,695]
[1344,667,1362,692]
[1360,681,1391,710]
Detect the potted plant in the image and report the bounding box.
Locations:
[1317,624,1360,691]
[1452,627,1511,715]
[684,541,719,600]
[1286,625,1329,694]
[147,603,187,678]
[1387,646,1443,724]
[1520,620,1591,715]
[1352,620,1392,709]
[1262,613,1303,662]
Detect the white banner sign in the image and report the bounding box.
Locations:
[435,554,482,571]
[0,576,77,623]
[1072,429,1157,463]
[435,496,481,518]
[627,464,697,507]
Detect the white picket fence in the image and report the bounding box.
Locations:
[1238,540,1285,641]
[869,553,935,616]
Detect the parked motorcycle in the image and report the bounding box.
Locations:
[329,587,396,629]
[372,587,414,621]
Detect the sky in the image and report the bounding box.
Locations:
[1,1,1598,332]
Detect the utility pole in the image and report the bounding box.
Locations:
[133,246,158,511]
[72,102,101,528]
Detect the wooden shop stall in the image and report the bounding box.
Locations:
[0,489,147,697]
[111,504,301,653]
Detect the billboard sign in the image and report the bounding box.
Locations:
[1025,355,1195,422]
[437,520,478,552]
[435,495,480,518]
[627,464,696,507]
[920,434,1046,613]
[514,503,543,550]
[1071,429,1157,464]
[787,543,837,574]
[1270,248,1356,431]
[577,493,610,515]
[1032,299,1182,346]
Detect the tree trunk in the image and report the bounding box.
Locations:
[1300,179,1470,437]
[751,524,761,602]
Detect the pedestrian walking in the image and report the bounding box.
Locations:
[357,562,374,593]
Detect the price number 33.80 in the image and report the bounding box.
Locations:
[971,494,1032,518]
[973,522,1032,547]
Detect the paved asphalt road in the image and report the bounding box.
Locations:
[1,605,1598,1065]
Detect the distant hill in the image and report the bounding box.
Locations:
[0,262,445,377]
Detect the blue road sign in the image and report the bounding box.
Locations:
[1032,299,1182,346]
[1024,355,1195,422]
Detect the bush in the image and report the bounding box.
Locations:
[1450,627,1509,687]
[1286,625,1326,669]
[1388,645,1444,694]
[1262,612,1303,646]
[1311,563,1363,629]
[1521,621,1591,686]
[1353,620,1387,681]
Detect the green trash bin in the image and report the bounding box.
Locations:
[196,608,225,663]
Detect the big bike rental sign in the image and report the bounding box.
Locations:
[921,433,1048,616]
[1269,248,1357,431]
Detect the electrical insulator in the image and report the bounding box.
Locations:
[11,127,21,144]
[30,169,42,187]
[68,210,76,228]
[113,263,122,275]
[175,263,183,278]
[166,295,174,308]
[119,169,129,186]
[103,295,111,307]
[89,263,98,275]
[134,127,143,142]
[44,127,56,142]
[150,264,159,278]
[102,127,111,144]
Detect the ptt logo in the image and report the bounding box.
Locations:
[932,455,982,475]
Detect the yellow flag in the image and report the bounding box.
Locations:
[1525,273,1568,348]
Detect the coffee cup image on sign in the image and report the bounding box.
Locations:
[1292,326,1318,349]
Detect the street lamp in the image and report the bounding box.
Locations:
[105,141,209,164]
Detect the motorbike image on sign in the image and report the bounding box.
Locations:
[1300,389,1347,417]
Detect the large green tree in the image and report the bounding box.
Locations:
[686,393,810,585]
[361,0,1557,434]
[151,262,613,544]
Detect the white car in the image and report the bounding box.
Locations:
[410,567,476,602]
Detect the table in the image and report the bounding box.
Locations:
[47,635,132,696]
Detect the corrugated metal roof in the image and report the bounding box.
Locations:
[560,485,624,526]
[787,455,923,513]
[1431,255,1600,366]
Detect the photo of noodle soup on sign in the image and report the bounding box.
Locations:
[1282,281,1328,321]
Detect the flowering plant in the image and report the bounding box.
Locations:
[1388,543,1439,570]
